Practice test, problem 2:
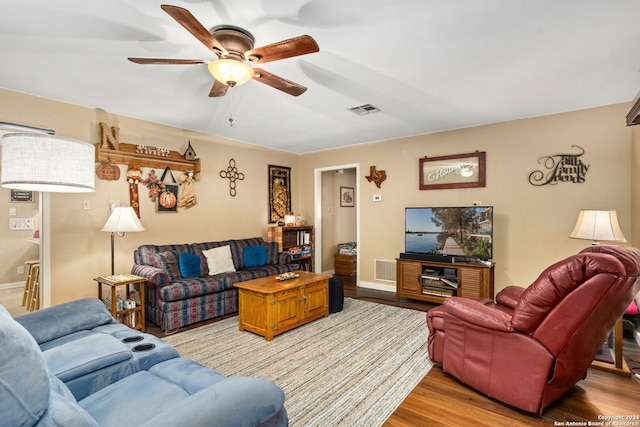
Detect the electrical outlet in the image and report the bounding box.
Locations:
[17,266,24,275]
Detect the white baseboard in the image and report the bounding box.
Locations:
[0,281,24,290]
[358,281,395,293]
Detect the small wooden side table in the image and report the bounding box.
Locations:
[590,318,629,376]
[94,274,146,333]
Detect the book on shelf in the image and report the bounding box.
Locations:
[421,286,454,297]
[440,277,458,288]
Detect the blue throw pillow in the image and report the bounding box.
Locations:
[243,245,267,268]
[179,252,201,278]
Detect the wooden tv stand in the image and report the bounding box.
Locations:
[396,257,494,304]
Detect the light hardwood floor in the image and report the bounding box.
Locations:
[0,286,27,317]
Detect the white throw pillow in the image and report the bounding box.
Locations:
[203,245,236,275]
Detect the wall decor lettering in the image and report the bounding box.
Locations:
[220,158,244,197]
[268,165,291,223]
[528,145,589,186]
[419,151,486,190]
[99,122,120,150]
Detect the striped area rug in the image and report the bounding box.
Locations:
[163,298,431,427]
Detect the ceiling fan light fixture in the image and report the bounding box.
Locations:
[208,59,254,86]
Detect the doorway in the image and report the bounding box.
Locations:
[314,164,360,282]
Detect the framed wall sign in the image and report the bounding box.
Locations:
[419,151,486,190]
[10,189,34,202]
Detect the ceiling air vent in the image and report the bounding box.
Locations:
[347,104,381,116]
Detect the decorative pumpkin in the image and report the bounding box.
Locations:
[159,190,177,209]
[96,162,120,181]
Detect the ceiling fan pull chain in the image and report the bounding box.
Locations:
[228,85,234,127]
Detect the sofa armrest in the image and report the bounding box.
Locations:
[139,376,287,427]
[495,285,525,309]
[15,298,115,345]
[444,297,514,332]
[131,264,171,289]
[278,252,292,265]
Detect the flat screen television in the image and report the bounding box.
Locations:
[405,206,493,261]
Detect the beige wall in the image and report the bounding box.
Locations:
[1,88,634,303]
[300,103,633,293]
[1,89,298,304]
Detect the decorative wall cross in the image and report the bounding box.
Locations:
[220,158,244,197]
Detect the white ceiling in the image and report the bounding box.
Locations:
[1,0,639,154]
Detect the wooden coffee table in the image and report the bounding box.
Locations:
[234,271,332,341]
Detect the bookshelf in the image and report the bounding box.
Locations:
[268,225,314,271]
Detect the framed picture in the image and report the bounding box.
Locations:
[268,165,291,223]
[340,186,354,207]
[10,189,34,202]
[419,151,486,190]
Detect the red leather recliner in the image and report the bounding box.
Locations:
[426,245,640,414]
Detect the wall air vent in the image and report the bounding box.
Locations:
[375,259,396,282]
[347,104,381,116]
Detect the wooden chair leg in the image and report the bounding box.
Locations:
[28,265,40,311]
[22,261,38,307]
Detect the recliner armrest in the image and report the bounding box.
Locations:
[138,376,287,427]
[495,285,526,309]
[444,297,514,332]
[15,298,115,345]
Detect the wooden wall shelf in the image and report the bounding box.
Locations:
[95,142,201,173]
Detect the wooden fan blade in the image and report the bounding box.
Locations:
[128,58,207,65]
[252,68,307,96]
[245,35,319,64]
[209,79,229,97]
[160,4,228,57]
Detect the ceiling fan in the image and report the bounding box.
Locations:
[128,4,320,97]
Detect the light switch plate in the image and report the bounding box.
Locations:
[373,195,382,202]
[9,218,33,230]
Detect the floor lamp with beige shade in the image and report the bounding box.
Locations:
[569,208,629,374]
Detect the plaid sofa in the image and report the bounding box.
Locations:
[131,237,293,332]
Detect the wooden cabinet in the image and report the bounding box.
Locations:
[396,258,494,304]
[268,225,314,271]
[234,272,330,341]
[335,254,357,276]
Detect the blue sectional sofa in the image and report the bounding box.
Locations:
[132,237,294,331]
[2,298,288,427]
